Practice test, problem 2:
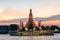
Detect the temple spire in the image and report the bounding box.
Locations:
[38,20,41,27]
[29,9,32,16]
[25,9,36,30]
[38,20,42,30]
[20,20,23,30]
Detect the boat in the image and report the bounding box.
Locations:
[9,30,54,36]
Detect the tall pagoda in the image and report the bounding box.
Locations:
[25,9,36,30]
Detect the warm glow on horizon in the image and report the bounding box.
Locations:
[41,20,60,26]
[0,20,60,26]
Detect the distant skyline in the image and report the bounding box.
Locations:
[0,0,60,20]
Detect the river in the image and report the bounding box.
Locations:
[0,33,60,40]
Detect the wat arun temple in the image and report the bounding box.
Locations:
[9,9,54,36]
[20,9,42,31]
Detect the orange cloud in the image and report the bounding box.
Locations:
[41,20,60,26]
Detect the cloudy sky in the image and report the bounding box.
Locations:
[0,0,60,20]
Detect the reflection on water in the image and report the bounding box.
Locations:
[0,34,60,40]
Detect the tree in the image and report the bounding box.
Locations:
[42,25,46,30]
[50,25,60,31]
[45,26,50,30]
[10,24,19,31]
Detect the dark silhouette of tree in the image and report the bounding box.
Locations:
[42,25,46,30]
[10,24,19,31]
[50,25,60,31]
[45,26,50,30]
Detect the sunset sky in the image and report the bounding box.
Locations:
[0,0,60,20]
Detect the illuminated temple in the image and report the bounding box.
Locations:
[20,9,42,31]
[9,9,54,36]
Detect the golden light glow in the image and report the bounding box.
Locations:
[25,28,28,31]
[33,28,36,30]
